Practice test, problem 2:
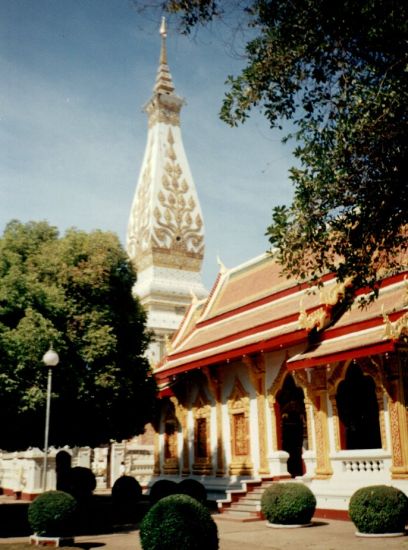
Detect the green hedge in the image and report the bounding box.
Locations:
[112,475,142,503]
[140,494,218,550]
[149,479,178,504]
[111,475,142,524]
[349,485,408,534]
[178,479,207,503]
[28,490,77,537]
[261,482,316,525]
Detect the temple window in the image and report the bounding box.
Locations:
[336,363,381,450]
[276,375,307,477]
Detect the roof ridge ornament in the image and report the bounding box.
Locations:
[217,254,227,274]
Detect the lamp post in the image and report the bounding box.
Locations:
[42,345,59,492]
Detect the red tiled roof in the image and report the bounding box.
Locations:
[155,252,408,381]
[287,275,408,369]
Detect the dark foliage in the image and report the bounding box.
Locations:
[154,1,408,294]
[178,478,207,503]
[111,475,142,524]
[140,494,219,550]
[0,220,157,449]
[68,467,96,502]
[112,475,142,503]
[149,479,178,504]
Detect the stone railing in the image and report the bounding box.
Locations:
[330,449,392,481]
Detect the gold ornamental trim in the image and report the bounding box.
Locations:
[298,305,331,331]
[382,310,408,341]
[319,277,353,306]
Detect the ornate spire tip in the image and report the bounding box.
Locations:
[160,16,167,38]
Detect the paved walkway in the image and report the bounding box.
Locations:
[1,517,407,549]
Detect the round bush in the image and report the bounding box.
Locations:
[261,482,316,525]
[69,466,96,501]
[349,485,408,534]
[28,490,77,537]
[140,494,218,550]
[149,479,177,504]
[112,475,142,503]
[178,479,207,503]
[112,475,142,523]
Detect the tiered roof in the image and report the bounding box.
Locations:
[155,253,407,385]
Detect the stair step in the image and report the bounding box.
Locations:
[225,509,256,516]
[243,493,263,500]
[236,498,260,506]
[230,503,260,513]
[217,480,277,519]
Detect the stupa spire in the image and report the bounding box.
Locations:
[159,16,167,64]
[126,16,207,366]
[154,17,175,95]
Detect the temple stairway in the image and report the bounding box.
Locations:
[216,476,290,522]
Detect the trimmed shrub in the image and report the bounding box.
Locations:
[149,479,177,504]
[349,485,408,534]
[111,475,142,524]
[112,475,142,503]
[178,479,207,503]
[28,490,77,537]
[261,482,316,525]
[140,494,218,550]
[68,466,96,501]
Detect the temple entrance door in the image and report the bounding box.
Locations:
[277,375,307,478]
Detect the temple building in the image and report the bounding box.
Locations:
[127,19,408,519]
[152,252,408,518]
[127,18,207,365]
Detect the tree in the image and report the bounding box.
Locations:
[150,0,408,292]
[0,220,156,450]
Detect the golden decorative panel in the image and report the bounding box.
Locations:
[152,128,204,257]
[313,395,333,478]
[227,377,253,475]
[267,359,288,451]
[202,366,225,476]
[127,141,153,268]
[192,389,213,475]
[388,352,408,477]
[245,355,269,474]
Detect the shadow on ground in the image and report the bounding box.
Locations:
[0,495,151,538]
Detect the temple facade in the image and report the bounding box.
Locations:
[127,18,207,365]
[126,19,408,518]
[152,252,408,517]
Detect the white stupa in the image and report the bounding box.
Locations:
[127,18,207,366]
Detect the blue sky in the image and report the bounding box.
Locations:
[1,0,294,288]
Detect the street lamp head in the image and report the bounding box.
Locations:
[42,346,59,368]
